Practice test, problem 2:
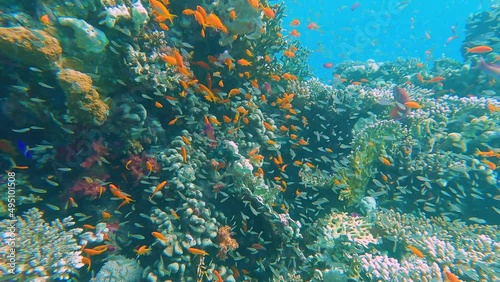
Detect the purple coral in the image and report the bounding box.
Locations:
[68,175,109,200]
[81,138,108,168]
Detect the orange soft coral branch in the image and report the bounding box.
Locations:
[216,225,238,260]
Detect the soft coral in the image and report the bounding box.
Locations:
[81,138,108,168]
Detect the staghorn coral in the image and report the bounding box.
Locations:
[371,208,500,281]
[307,211,378,280]
[216,225,239,260]
[0,208,83,281]
[318,212,378,249]
[57,68,109,126]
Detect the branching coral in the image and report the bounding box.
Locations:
[0,208,83,281]
[333,118,405,207]
[371,208,500,281]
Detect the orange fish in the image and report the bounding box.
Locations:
[307,22,319,30]
[229,10,237,20]
[379,156,391,166]
[260,5,275,18]
[213,270,223,282]
[188,247,209,256]
[247,0,259,10]
[40,14,51,25]
[155,101,163,108]
[168,117,179,125]
[152,231,167,242]
[150,180,167,199]
[444,270,460,282]
[408,245,424,258]
[206,13,228,33]
[481,159,497,170]
[181,146,187,162]
[290,29,300,37]
[81,256,92,271]
[465,45,492,54]
[426,76,445,83]
[237,59,252,66]
[290,19,300,26]
[134,245,152,256]
[404,101,421,109]
[487,103,499,112]
[150,0,176,23]
[102,211,111,219]
[83,245,108,256]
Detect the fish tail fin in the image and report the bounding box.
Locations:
[465,47,470,54]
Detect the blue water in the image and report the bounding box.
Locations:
[284,0,490,81]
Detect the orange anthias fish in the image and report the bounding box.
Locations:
[134,245,152,256]
[290,19,300,26]
[290,29,300,37]
[408,245,424,258]
[444,270,460,282]
[426,76,445,83]
[188,247,209,256]
[206,13,228,33]
[260,5,275,19]
[465,45,492,54]
[404,101,421,109]
[307,22,319,30]
[40,14,51,25]
[150,180,167,199]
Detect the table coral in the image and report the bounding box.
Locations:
[57,68,109,126]
[0,27,62,70]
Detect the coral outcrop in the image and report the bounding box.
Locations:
[57,68,109,126]
[0,208,83,281]
[0,27,62,70]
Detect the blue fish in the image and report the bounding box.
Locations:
[16,140,33,159]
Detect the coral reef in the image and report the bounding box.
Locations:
[0,27,62,70]
[57,68,109,126]
[216,225,239,260]
[93,255,143,282]
[0,1,498,282]
[0,208,83,280]
[58,17,109,54]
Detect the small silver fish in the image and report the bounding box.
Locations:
[45,203,60,210]
[38,82,55,89]
[12,128,31,133]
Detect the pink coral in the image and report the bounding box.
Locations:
[81,138,109,168]
[68,175,109,200]
[125,152,160,184]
